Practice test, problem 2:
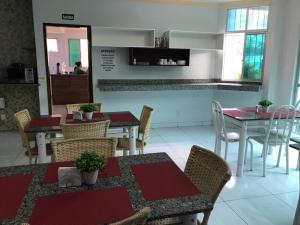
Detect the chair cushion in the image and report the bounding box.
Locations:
[220,132,240,142]
[117,138,144,150]
[290,132,300,143]
[26,143,53,156]
[250,132,286,145]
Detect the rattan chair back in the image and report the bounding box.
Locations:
[66,103,102,114]
[110,207,151,225]
[52,137,117,162]
[184,145,232,203]
[139,106,154,145]
[14,109,33,148]
[61,120,110,139]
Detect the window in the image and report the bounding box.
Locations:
[47,38,58,52]
[223,6,269,81]
[68,39,89,67]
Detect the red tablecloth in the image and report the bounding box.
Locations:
[109,112,138,122]
[131,161,200,201]
[66,112,104,124]
[29,187,134,225]
[28,116,61,128]
[223,109,250,118]
[43,157,121,184]
[0,174,33,219]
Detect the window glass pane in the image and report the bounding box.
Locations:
[47,38,58,52]
[227,8,247,31]
[247,6,269,30]
[69,39,81,67]
[222,33,245,80]
[80,39,89,67]
[243,33,266,80]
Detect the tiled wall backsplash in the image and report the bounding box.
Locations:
[0,85,40,131]
[0,0,40,130]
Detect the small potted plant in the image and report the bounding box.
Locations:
[258,99,273,112]
[75,151,106,185]
[79,104,97,120]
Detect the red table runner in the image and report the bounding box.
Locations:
[28,116,61,128]
[43,157,121,184]
[29,187,133,225]
[109,112,138,122]
[223,109,250,118]
[0,174,33,219]
[131,161,200,201]
[66,112,104,124]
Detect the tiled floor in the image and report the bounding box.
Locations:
[0,126,299,225]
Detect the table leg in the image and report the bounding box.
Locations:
[181,214,197,225]
[237,122,247,177]
[128,126,137,155]
[36,132,47,164]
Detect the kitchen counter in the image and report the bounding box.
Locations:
[98,79,261,92]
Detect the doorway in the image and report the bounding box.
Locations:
[43,23,93,115]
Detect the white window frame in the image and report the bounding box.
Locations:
[223,6,269,82]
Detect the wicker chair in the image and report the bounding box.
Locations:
[51,137,117,162]
[60,120,110,139]
[66,103,101,114]
[110,207,151,225]
[148,145,231,225]
[117,106,154,155]
[14,109,52,164]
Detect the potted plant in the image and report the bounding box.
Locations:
[79,104,97,120]
[258,99,273,112]
[75,151,106,185]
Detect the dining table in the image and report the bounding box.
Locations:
[222,107,300,177]
[0,152,213,225]
[25,111,140,163]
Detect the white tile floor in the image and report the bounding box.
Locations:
[0,125,299,225]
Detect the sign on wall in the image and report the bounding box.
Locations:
[100,48,116,72]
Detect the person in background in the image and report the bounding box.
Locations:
[74,61,86,75]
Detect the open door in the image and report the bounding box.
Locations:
[43,24,93,115]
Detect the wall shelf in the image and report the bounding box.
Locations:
[92,27,155,48]
[129,48,190,66]
[163,30,224,50]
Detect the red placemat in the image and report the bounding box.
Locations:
[239,107,257,112]
[66,112,104,124]
[43,157,121,184]
[109,112,138,122]
[29,187,133,225]
[131,161,200,201]
[0,174,33,219]
[29,116,61,128]
[223,110,250,118]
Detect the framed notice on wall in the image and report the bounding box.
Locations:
[100,48,117,72]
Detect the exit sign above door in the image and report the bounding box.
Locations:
[62,14,74,20]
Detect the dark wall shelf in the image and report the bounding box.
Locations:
[129,48,190,66]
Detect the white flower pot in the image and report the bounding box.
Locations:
[85,112,93,120]
[261,106,269,112]
[82,170,99,185]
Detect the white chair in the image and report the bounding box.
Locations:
[246,105,296,176]
[211,100,240,160]
[289,100,300,169]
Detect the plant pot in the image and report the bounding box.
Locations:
[261,106,269,112]
[85,112,93,120]
[82,170,99,185]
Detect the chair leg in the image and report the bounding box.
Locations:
[297,152,299,170]
[262,145,268,177]
[249,141,254,171]
[276,144,283,167]
[244,140,248,165]
[224,141,228,160]
[285,144,289,175]
[200,211,211,225]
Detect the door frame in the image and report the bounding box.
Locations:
[43,23,94,114]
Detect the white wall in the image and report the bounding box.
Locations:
[32,0,264,126]
[274,0,300,105]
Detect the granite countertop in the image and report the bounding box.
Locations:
[0,153,212,224]
[98,79,261,92]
